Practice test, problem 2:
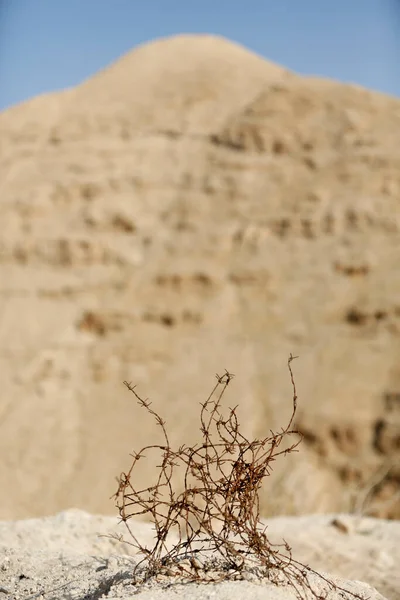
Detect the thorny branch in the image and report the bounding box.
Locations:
[111,355,369,600]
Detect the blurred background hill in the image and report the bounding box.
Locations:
[0,1,399,520]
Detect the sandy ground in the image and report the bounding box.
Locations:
[0,510,398,600]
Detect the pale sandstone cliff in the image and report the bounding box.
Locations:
[0,35,399,519]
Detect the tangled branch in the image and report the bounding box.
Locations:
[112,355,368,599]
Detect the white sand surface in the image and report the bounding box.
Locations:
[0,510,398,600]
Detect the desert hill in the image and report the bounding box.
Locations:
[0,34,399,520]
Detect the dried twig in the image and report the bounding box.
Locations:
[112,355,368,599]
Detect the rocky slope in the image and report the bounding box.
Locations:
[0,34,399,520]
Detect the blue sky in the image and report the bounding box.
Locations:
[0,0,399,111]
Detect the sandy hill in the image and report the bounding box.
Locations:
[0,34,399,520]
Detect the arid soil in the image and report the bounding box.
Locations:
[0,510,398,599]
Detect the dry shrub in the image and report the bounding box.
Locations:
[112,355,368,599]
